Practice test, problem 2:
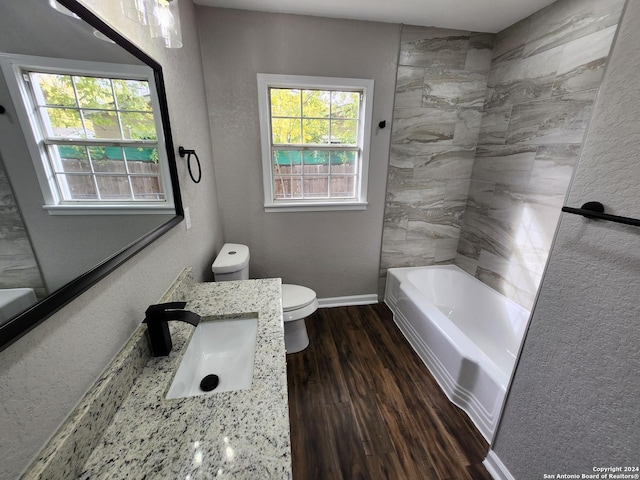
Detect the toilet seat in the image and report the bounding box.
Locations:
[282,284,318,322]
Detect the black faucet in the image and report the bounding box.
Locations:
[143,302,201,357]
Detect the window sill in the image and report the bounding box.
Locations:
[43,204,175,216]
[264,201,368,213]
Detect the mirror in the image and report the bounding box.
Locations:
[0,0,183,350]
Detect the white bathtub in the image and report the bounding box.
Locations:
[384,265,529,442]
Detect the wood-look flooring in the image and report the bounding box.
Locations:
[286,303,491,480]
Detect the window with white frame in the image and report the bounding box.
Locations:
[257,74,374,212]
[0,54,174,215]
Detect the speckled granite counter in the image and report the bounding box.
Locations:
[22,271,291,480]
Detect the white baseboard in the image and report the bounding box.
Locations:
[483,450,515,480]
[317,294,379,308]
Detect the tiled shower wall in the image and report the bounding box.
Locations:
[0,163,45,297]
[454,0,625,309]
[381,0,625,308]
[380,27,494,291]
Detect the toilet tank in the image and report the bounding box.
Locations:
[212,243,250,281]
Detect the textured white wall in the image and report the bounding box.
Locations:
[0,1,224,478]
[493,0,640,476]
[197,8,399,299]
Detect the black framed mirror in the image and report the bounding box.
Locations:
[0,0,183,350]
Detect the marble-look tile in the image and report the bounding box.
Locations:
[406,220,459,242]
[528,144,580,193]
[444,178,472,209]
[412,146,476,180]
[457,208,514,259]
[400,26,470,68]
[476,250,539,310]
[0,254,43,289]
[456,228,483,260]
[453,251,479,276]
[422,69,488,110]
[552,25,617,96]
[380,240,436,270]
[505,90,596,145]
[395,66,425,107]
[523,0,625,58]
[386,179,446,210]
[434,238,460,263]
[466,179,495,212]
[452,108,483,145]
[477,106,512,145]
[486,45,563,109]
[387,146,414,182]
[471,145,537,187]
[392,107,455,144]
[492,17,531,63]
[465,33,495,73]
[0,172,17,207]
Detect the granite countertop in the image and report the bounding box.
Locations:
[77,278,291,479]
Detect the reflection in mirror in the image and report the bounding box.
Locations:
[0,0,182,346]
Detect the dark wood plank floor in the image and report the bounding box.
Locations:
[286,303,491,480]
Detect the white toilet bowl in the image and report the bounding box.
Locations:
[212,243,317,354]
[281,284,318,354]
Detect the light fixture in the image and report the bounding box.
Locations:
[120,0,183,49]
[149,0,183,49]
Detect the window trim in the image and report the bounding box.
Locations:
[0,53,175,215]
[257,74,374,212]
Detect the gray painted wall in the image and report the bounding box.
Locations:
[0,1,224,478]
[493,0,639,475]
[381,27,493,293]
[197,8,399,299]
[455,0,624,309]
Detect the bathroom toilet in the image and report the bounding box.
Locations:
[211,243,317,353]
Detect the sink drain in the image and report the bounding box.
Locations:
[200,374,219,392]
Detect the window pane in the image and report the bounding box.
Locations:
[273,150,302,174]
[272,118,301,144]
[330,176,356,197]
[131,176,165,200]
[331,119,358,144]
[303,150,329,174]
[95,175,132,200]
[51,145,90,172]
[302,118,329,144]
[124,147,160,170]
[120,112,157,140]
[332,91,360,118]
[331,151,357,174]
[113,79,152,111]
[270,88,300,117]
[302,90,330,118]
[89,146,126,173]
[42,107,84,137]
[304,176,329,198]
[57,174,97,200]
[274,176,302,199]
[31,73,76,107]
[73,76,115,109]
[83,110,120,139]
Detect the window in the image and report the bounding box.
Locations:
[257,74,374,212]
[0,54,174,214]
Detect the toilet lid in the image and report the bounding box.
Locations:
[282,284,317,312]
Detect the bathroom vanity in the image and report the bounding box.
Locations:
[22,269,291,479]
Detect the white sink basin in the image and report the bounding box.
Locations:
[166,316,258,399]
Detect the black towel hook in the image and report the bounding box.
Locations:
[178,146,202,184]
